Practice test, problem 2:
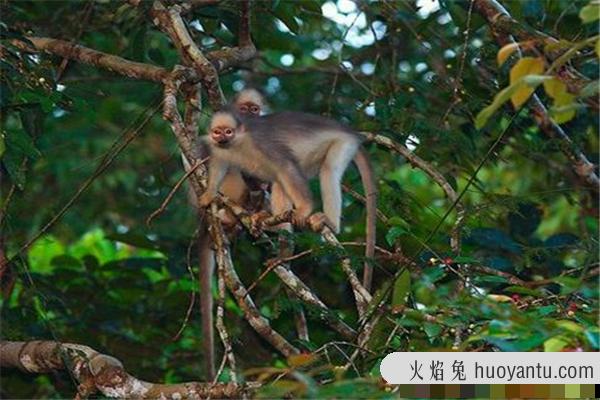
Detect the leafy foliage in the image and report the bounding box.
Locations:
[1,0,598,398]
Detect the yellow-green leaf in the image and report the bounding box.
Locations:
[556,320,584,333]
[579,3,600,23]
[497,43,519,66]
[543,78,567,99]
[596,38,600,58]
[555,90,576,106]
[544,40,574,55]
[287,353,317,367]
[550,89,577,124]
[544,336,570,352]
[550,98,577,124]
[475,75,550,129]
[509,57,545,107]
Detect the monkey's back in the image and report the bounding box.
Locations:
[245,111,356,137]
[244,111,360,177]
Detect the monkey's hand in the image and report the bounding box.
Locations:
[307,212,336,233]
[198,192,215,208]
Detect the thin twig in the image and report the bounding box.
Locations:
[2,100,162,270]
[246,249,313,293]
[146,157,208,226]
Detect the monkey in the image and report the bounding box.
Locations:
[181,141,247,382]
[189,88,268,380]
[232,88,266,116]
[199,109,377,292]
[232,88,313,340]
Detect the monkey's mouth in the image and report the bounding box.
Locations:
[214,140,231,148]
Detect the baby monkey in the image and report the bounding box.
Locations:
[199,109,377,286]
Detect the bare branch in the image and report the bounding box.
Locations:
[0,340,256,399]
[151,1,225,108]
[239,0,252,47]
[209,211,300,357]
[146,157,208,226]
[215,248,238,383]
[360,131,465,253]
[319,225,373,316]
[163,66,208,196]
[275,263,357,340]
[14,37,170,82]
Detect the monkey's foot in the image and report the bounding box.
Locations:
[307,212,336,232]
[198,193,214,208]
[249,210,271,236]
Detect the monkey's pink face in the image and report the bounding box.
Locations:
[237,102,260,115]
[210,126,236,147]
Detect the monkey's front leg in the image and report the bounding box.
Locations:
[199,158,229,207]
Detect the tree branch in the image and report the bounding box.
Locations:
[209,210,300,357]
[0,340,256,399]
[13,37,171,82]
[360,131,465,253]
[472,0,599,192]
[151,1,225,108]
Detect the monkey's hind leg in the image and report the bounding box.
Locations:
[277,166,314,229]
[319,140,359,233]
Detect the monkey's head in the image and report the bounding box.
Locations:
[208,111,243,148]
[234,88,265,116]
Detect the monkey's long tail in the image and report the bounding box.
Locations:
[198,231,216,381]
[354,149,377,293]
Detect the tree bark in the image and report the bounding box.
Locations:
[0,340,257,399]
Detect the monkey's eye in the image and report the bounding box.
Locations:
[239,105,248,113]
[224,128,233,135]
[250,106,259,114]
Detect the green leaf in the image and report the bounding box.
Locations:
[385,226,406,246]
[391,269,411,307]
[580,80,599,98]
[423,322,442,340]
[584,329,599,349]
[1,151,26,189]
[553,276,581,294]
[147,48,165,65]
[579,3,600,23]
[504,286,544,297]
[5,127,41,159]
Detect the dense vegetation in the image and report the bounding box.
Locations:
[1,0,598,398]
